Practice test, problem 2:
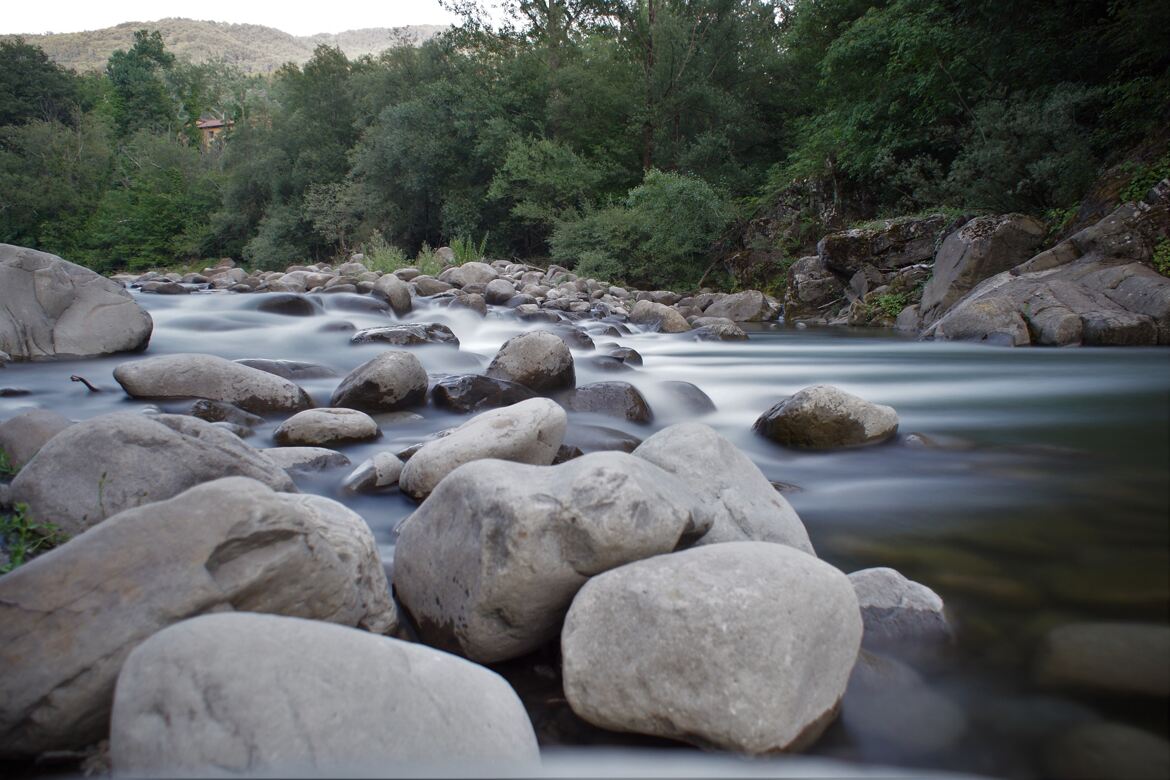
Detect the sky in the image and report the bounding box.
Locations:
[1,0,465,36]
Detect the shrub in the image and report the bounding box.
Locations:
[1,503,66,573]
[1153,240,1170,278]
[450,233,489,265]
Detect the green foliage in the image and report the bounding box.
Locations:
[0,449,15,477]
[0,503,66,574]
[360,232,410,274]
[1153,240,1170,278]
[0,38,80,126]
[1119,152,1170,203]
[413,242,447,277]
[450,233,489,264]
[106,30,177,137]
[868,291,911,320]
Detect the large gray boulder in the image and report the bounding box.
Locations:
[371,273,413,316]
[10,412,295,535]
[561,542,863,753]
[432,374,537,413]
[849,567,951,646]
[273,407,379,446]
[0,477,397,757]
[633,422,813,553]
[330,350,428,412]
[784,255,847,321]
[440,261,498,288]
[485,330,576,392]
[562,381,653,423]
[702,290,780,322]
[919,214,1047,325]
[755,385,899,449]
[818,215,953,276]
[0,408,73,470]
[394,452,711,662]
[110,613,539,776]
[0,244,153,359]
[114,353,313,414]
[1033,622,1170,697]
[628,300,691,333]
[399,398,566,500]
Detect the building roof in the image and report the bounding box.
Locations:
[196,118,233,130]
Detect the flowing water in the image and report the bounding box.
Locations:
[3,289,1168,778]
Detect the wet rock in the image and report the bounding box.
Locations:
[188,399,264,428]
[109,613,539,776]
[849,567,951,646]
[819,215,953,277]
[253,293,323,317]
[413,276,453,296]
[399,398,567,500]
[702,290,780,322]
[431,374,537,414]
[633,423,812,553]
[0,350,11,366]
[140,280,190,295]
[234,358,337,381]
[371,274,413,316]
[657,380,716,414]
[784,255,847,321]
[351,323,460,348]
[515,303,561,322]
[606,346,643,366]
[274,408,379,447]
[1043,721,1170,780]
[342,452,405,493]
[10,412,294,535]
[552,443,584,464]
[925,294,1032,345]
[440,261,498,288]
[114,353,314,414]
[261,446,351,473]
[1033,622,1170,697]
[755,384,899,449]
[690,316,749,340]
[0,477,396,757]
[0,409,73,470]
[485,330,576,392]
[562,422,642,454]
[628,300,691,333]
[562,381,653,423]
[484,278,517,304]
[330,351,428,413]
[395,452,710,662]
[449,292,488,316]
[318,319,357,334]
[0,244,153,359]
[561,542,862,754]
[321,292,389,314]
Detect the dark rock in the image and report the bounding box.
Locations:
[350,323,459,348]
[562,382,653,423]
[657,380,716,414]
[253,294,323,317]
[431,374,537,414]
[235,358,337,381]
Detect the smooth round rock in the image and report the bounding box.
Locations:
[486,330,575,392]
[330,351,428,413]
[431,374,537,414]
[754,384,899,449]
[0,409,73,470]
[261,446,351,473]
[274,408,379,447]
[562,381,653,423]
[849,567,951,646]
[350,323,459,348]
[114,353,314,415]
[342,452,405,493]
[628,300,690,333]
[371,273,413,316]
[253,293,322,317]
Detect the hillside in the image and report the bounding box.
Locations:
[3,18,447,73]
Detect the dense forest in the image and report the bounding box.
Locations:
[1,0,1167,289]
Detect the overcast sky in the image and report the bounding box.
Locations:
[2,0,464,36]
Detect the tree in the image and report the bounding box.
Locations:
[106,30,178,137]
[0,39,80,126]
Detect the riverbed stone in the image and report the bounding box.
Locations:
[10,412,295,535]
[0,409,73,470]
[330,351,428,413]
[253,293,322,317]
[754,384,899,449]
[1033,622,1170,697]
[234,358,337,380]
[849,567,951,646]
[485,330,576,392]
[632,422,813,553]
[484,278,517,304]
[561,541,863,754]
[432,374,537,413]
[657,379,717,414]
[109,613,538,776]
[1043,721,1170,780]
[188,399,264,428]
[273,407,379,447]
[399,398,567,500]
[342,451,405,493]
[0,477,396,757]
[261,446,351,473]
[395,452,710,662]
[441,261,498,288]
[562,381,653,423]
[628,300,691,332]
[690,316,749,340]
[702,290,779,322]
[371,273,413,316]
[114,353,314,414]
[351,323,459,347]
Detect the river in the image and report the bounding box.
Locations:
[2,289,1167,778]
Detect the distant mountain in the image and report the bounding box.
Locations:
[4,18,448,74]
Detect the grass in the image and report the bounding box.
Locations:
[1153,240,1170,278]
[850,206,972,233]
[0,450,14,477]
[868,291,911,319]
[1,503,67,574]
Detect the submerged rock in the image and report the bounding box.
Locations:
[431,374,537,413]
[273,407,379,447]
[754,384,899,449]
[350,323,459,348]
[234,358,337,380]
[114,353,313,414]
[848,567,951,646]
[1033,622,1170,697]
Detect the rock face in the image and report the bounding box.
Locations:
[114,353,313,414]
[1033,622,1170,697]
[10,412,295,535]
[394,452,711,662]
[818,215,953,277]
[431,374,537,413]
[562,381,653,423]
[702,290,779,322]
[849,567,951,646]
[0,477,397,757]
[485,330,576,391]
[784,255,847,321]
[398,398,567,500]
[919,214,1047,325]
[350,323,459,347]
[0,409,73,470]
[110,613,539,776]
[628,300,691,333]
[273,407,379,446]
[754,385,899,449]
[561,542,863,753]
[0,244,153,359]
[633,423,813,553]
[330,351,428,412]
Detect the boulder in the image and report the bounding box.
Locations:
[441,261,498,288]
[628,300,691,333]
[413,276,453,296]
[754,385,899,449]
[702,290,779,322]
[188,399,264,428]
[1033,622,1170,697]
[431,374,537,414]
[371,273,413,316]
[484,278,517,304]
[485,330,575,392]
[818,215,953,276]
[919,214,1047,325]
[0,477,396,757]
[1043,721,1170,780]
[273,407,379,447]
[260,446,351,473]
[351,323,459,348]
[10,412,295,535]
[784,255,847,321]
[657,379,717,414]
[632,423,812,553]
[561,542,863,753]
[330,351,428,413]
[0,409,73,470]
[848,567,951,646]
[342,451,405,493]
[690,316,749,340]
[562,381,653,423]
[399,398,567,500]
[252,293,322,317]
[450,292,488,316]
[0,244,153,359]
[234,358,336,380]
[110,613,538,776]
[394,452,711,662]
[114,353,313,414]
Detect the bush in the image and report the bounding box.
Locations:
[450,233,489,264]
[361,232,409,274]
